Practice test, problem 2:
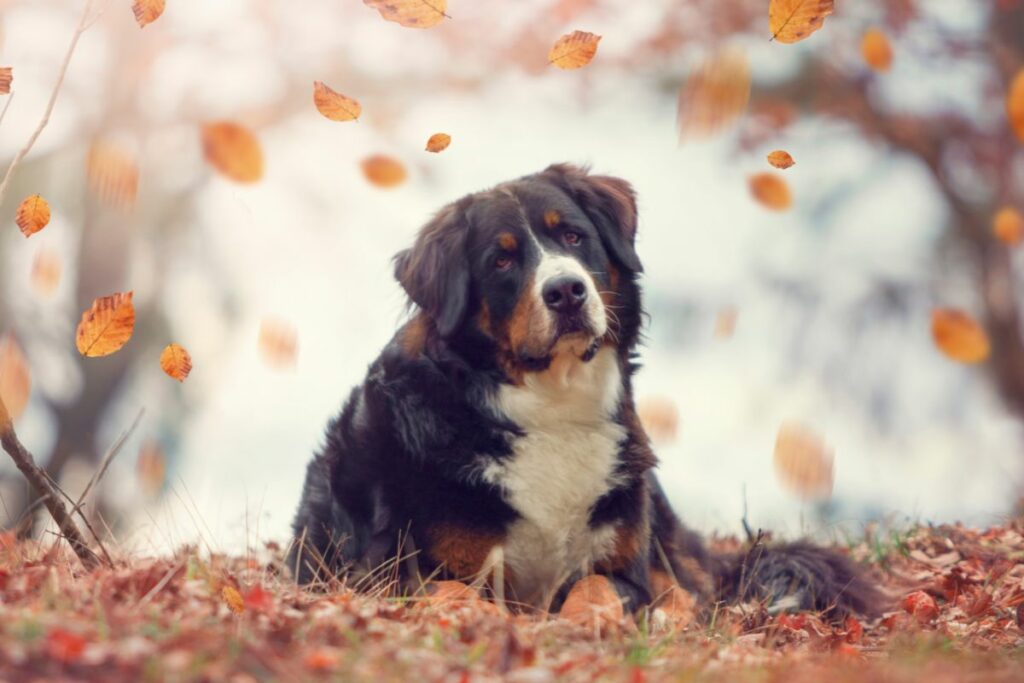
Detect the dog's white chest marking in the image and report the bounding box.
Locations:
[484,346,625,607]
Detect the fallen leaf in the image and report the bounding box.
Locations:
[0,334,31,420]
[748,172,792,210]
[1008,68,1024,144]
[15,194,50,237]
[132,0,165,27]
[201,122,263,184]
[160,343,192,382]
[677,46,751,140]
[304,649,340,671]
[767,150,795,169]
[931,308,990,364]
[363,0,447,28]
[993,207,1023,245]
[222,585,245,614]
[422,580,483,607]
[654,585,696,629]
[361,155,407,188]
[137,440,166,496]
[243,585,273,612]
[902,590,939,623]
[46,628,87,663]
[769,0,835,44]
[844,616,864,643]
[0,67,11,94]
[861,28,894,72]
[773,422,834,501]
[259,318,298,369]
[548,30,601,70]
[425,133,451,153]
[31,247,62,296]
[75,292,136,358]
[559,575,625,633]
[636,396,679,445]
[87,141,139,210]
[313,81,361,122]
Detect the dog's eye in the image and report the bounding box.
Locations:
[495,255,513,271]
[563,231,582,246]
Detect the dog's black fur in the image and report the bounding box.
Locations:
[289,164,884,618]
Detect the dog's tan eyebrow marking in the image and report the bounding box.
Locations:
[498,233,518,250]
[543,210,561,229]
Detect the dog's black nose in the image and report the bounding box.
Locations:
[542,277,588,313]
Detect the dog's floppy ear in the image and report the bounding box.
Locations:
[544,163,642,273]
[393,203,470,338]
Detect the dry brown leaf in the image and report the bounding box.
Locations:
[769,0,835,44]
[931,308,990,364]
[748,172,792,210]
[773,422,834,501]
[559,575,625,633]
[313,81,361,122]
[767,150,795,170]
[222,585,245,614]
[15,195,50,237]
[31,248,62,297]
[653,585,697,630]
[425,133,451,153]
[363,0,448,28]
[75,292,136,358]
[993,207,1024,246]
[259,318,297,369]
[137,440,166,496]
[548,31,601,70]
[160,343,192,382]
[0,334,31,421]
[132,0,165,28]
[0,67,11,94]
[87,142,139,210]
[861,28,894,72]
[636,396,679,445]
[201,122,263,184]
[677,46,751,140]
[361,155,407,188]
[1008,68,1024,144]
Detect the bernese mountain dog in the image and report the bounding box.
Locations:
[288,163,883,619]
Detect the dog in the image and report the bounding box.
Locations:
[288,163,884,618]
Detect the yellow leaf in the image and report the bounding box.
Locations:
[767,150,795,170]
[773,422,834,501]
[132,0,165,28]
[677,46,751,140]
[87,142,139,210]
[31,248,62,297]
[137,440,166,497]
[222,585,245,614]
[425,133,451,153]
[993,207,1024,246]
[748,172,792,211]
[931,308,990,364]
[635,396,679,445]
[361,155,407,189]
[548,31,601,70]
[160,343,192,382]
[1008,68,1024,144]
[768,0,835,44]
[313,81,361,122]
[861,28,893,72]
[259,319,297,370]
[363,0,447,28]
[15,195,50,238]
[0,67,11,95]
[0,334,31,421]
[75,292,136,358]
[201,122,263,184]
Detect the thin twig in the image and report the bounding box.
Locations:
[74,408,145,512]
[42,470,114,567]
[0,92,15,130]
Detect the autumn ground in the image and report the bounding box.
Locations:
[0,522,1022,682]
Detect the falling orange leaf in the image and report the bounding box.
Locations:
[76,292,136,358]
[31,248,62,297]
[132,0,165,27]
[773,422,834,501]
[87,141,139,210]
[768,0,835,44]
[259,318,298,369]
[0,67,11,94]
[361,155,407,188]
[313,81,361,122]
[425,133,451,153]
[222,585,245,614]
[993,207,1024,245]
[548,31,601,70]
[931,308,990,364]
[363,0,448,28]
[137,439,166,496]
[1008,68,1024,144]
[0,334,31,421]
[160,343,192,382]
[714,307,738,338]
[861,28,894,72]
[767,150,795,170]
[677,46,751,140]
[636,396,679,445]
[15,195,50,237]
[748,172,792,211]
[201,122,263,184]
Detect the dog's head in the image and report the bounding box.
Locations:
[394,163,643,380]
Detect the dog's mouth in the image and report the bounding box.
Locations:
[517,328,600,371]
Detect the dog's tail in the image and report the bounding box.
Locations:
[648,474,887,619]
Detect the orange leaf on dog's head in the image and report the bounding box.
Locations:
[993,207,1024,245]
[773,422,834,501]
[0,67,11,94]
[1008,68,1024,144]
[548,31,601,70]
[76,292,136,358]
[767,150,796,169]
[201,122,263,184]
[425,133,451,153]
[677,46,750,140]
[748,172,792,211]
[160,343,193,382]
[861,28,894,72]
[931,308,990,364]
[361,155,407,188]
[0,334,31,421]
[769,0,835,44]
[363,0,447,28]
[15,195,50,237]
[132,0,166,27]
[313,81,361,122]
